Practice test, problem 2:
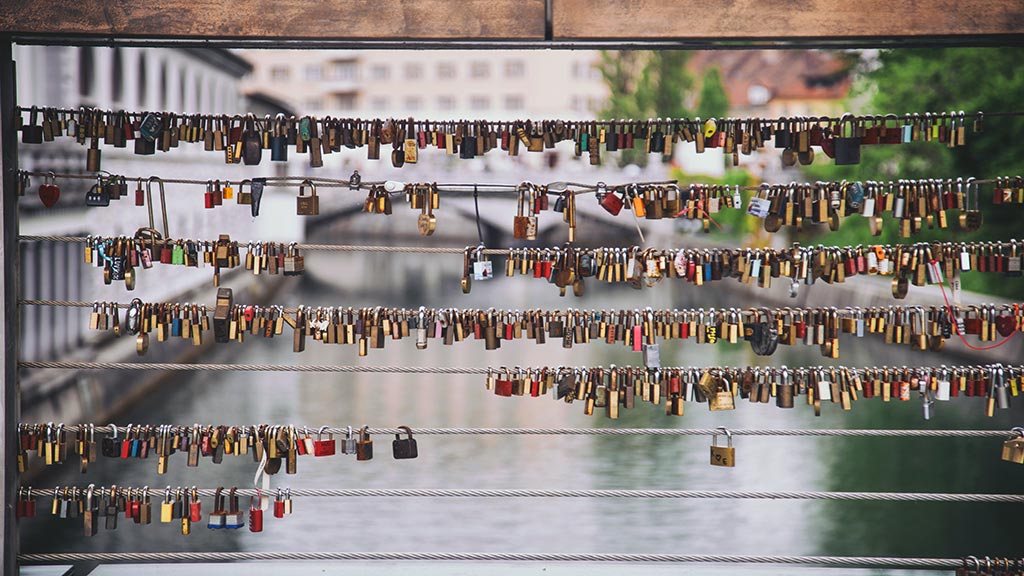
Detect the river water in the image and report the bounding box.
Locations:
[20,249,1024,571]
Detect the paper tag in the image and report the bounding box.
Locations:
[746,197,770,218]
[861,196,875,217]
[817,378,832,401]
[473,261,493,281]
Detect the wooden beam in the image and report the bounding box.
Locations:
[0,0,547,39]
[553,0,1024,40]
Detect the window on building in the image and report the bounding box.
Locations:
[180,70,187,110]
[137,55,148,106]
[305,97,323,111]
[195,73,203,110]
[78,47,94,97]
[404,63,423,80]
[270,65,290,82]
[159,63,167,110]
[404,96,423,111]
[505,60,525,78]
[437,96,456,111]
[470,62,490,79]
[370,96,389,111]
[329,61,357,81]
[334,94,357,111]
[504,95,525,111]
[111,48,123,102]
[370,64,390,81]
[571,61,582,78]
[569,95,583,112]
[470,95,490,111]
[304,64,322,81]
[437,62,456,79]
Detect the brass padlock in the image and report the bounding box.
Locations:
[1001,427,1024,464]
[710,428,735,467]
[295,179,319,216]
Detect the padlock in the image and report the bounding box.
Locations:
[295,179,319,216]
[392,425,418,460]
[313,426,336,457]
[207,487,226,529]
[710,428,735,467]
[38,171,60,208]
[274,488,286,518]
[224,487,244,529]
[283,242,305,276]
[355,425,373,461]
[1001,427,1024,464]
[270,114,289,161]
[834,113,861,165]
[342,426,358,455]
[242,114,263,165]
[248,495,263,532]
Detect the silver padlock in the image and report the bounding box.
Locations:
[342,425,358,455]
[642,344,660,369]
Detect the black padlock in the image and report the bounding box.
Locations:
[134,135,156,155]
[101,428,121,457]
[649,128,665,154]
[392,426,418,460]
[243,114,263,165]
[21,106,44,144]
[270,114,288,162]
[356,426,373,461]
[460,134,477,159]
[774,117,791,149]
[834,113,861,166]
[85,182,111,207]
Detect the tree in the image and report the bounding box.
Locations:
[802,47,1024,297]
[596,51,695,167]
[695,66,729,120]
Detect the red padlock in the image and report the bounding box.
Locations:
[204,181,215,209]
[37,172,61,208]
[189,487,202,522]
[135,178,145,206]
[313,426,335,457]
[249,495,263,532]
[273,489,286,519]
[598,189,624,216]
[212,180,223,206]
[494,372,513,397]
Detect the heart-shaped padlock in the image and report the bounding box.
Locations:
[38,172,60,208]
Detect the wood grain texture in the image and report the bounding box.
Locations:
[553,0,1024,39]
[0,0,546,39]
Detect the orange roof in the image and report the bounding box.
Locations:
[689,50,852,107]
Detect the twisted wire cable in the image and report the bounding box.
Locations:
[16,551,971,568]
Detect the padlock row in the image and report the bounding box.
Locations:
[471,239,1024,298]
[955,556,1024,576]
[19,167,1019,243]
[81,296,1024,359]
[483,364,1024,419]
[16,484,294,535]
[72,223,1024,296]
[17,105,984,172]
[81,233,304,291]
[16,423,418,475]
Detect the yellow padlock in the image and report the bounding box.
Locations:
[703,118,718,139]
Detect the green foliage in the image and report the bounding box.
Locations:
[670,166,756,239]
[801,48,1024,297]
[695,67,729,120]
[596,51,695,167]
